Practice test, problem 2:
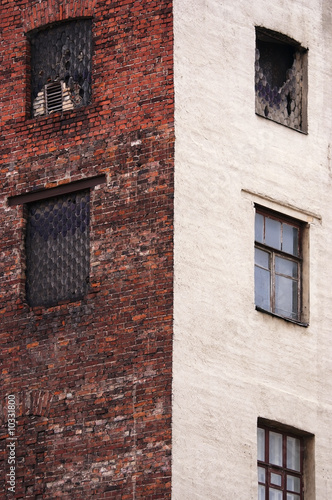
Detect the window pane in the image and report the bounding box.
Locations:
[265,217,281,250]
[255,266,271,311]
[275,256,298,278]
[255,248,270,269]
[271,473,282,486]
[283,224,298,256]
[287,475,301,493]
[286,494,300,500]
[256,213,264,243]
[269,487,283,500]
[269,432,283,466]
[287,437,301,471]
[258,484,266,500]
[275,275,298,319]
[258,428,265,461]
[258,466,266,483]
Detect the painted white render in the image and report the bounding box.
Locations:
[173,0,332,498]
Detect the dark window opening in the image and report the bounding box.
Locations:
[29,19,92,118]
[45,81,63,114]
[255,28,307,132]
[25,190,90,307]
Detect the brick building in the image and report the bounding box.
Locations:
[0,1,173,498]
[2,0,332,499]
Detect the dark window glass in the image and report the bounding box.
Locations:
[25,190,90,307]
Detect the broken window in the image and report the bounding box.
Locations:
[255,28,307,132]
[29,19,92,118]
[25,190,90,307]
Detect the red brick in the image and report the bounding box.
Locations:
[0,1,174,499]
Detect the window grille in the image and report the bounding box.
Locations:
[45,82,63,114]
[25,190,90,307]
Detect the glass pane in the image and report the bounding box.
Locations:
[258,466,266,483]
[269,487,283,500]
[255,248,270,269]
[255,266,271,311]
[275,256,298,278]
[265,217,281,250]
[287,437,301,471]
[258,428,265,461]
[283,224,298,256]
[286,494,300,500]
[271,473,282,486]
[258,484,265,500]
[255,213,264,243]
[269,432,283,466]
[275,275,298,320]
[287,475,301,493]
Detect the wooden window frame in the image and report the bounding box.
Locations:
[258,424,304,500]
[255,206,308,326]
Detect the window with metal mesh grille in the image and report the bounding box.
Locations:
[29,19,92,118]
[25,190,90,307]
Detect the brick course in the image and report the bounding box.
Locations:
[0,1,173,498]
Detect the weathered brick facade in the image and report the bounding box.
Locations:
[0,1,173,498]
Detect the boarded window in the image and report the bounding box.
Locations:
[25,190,90,307]
[255,28,307,132]
[29,19,92,117]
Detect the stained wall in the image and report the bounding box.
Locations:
[173,0,332,498]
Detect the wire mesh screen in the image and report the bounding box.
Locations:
[25,190,90,307]
[30,19,92,115]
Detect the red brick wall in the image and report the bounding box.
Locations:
[0,1,173,498]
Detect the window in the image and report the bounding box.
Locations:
[257,424,304,500]
[29,19,92,118]
[255,28,308,132]
[25,190,90,307]
[255,207,308,324]
[8,175,106,308]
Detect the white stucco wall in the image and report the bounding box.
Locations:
[173,1,332,498]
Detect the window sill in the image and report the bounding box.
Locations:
[255,306,309,327]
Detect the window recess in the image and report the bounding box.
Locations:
[29,19,92,118]
[255,28,308,133]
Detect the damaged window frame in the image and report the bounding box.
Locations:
[28,18,93,119]
[255,27,308,133]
